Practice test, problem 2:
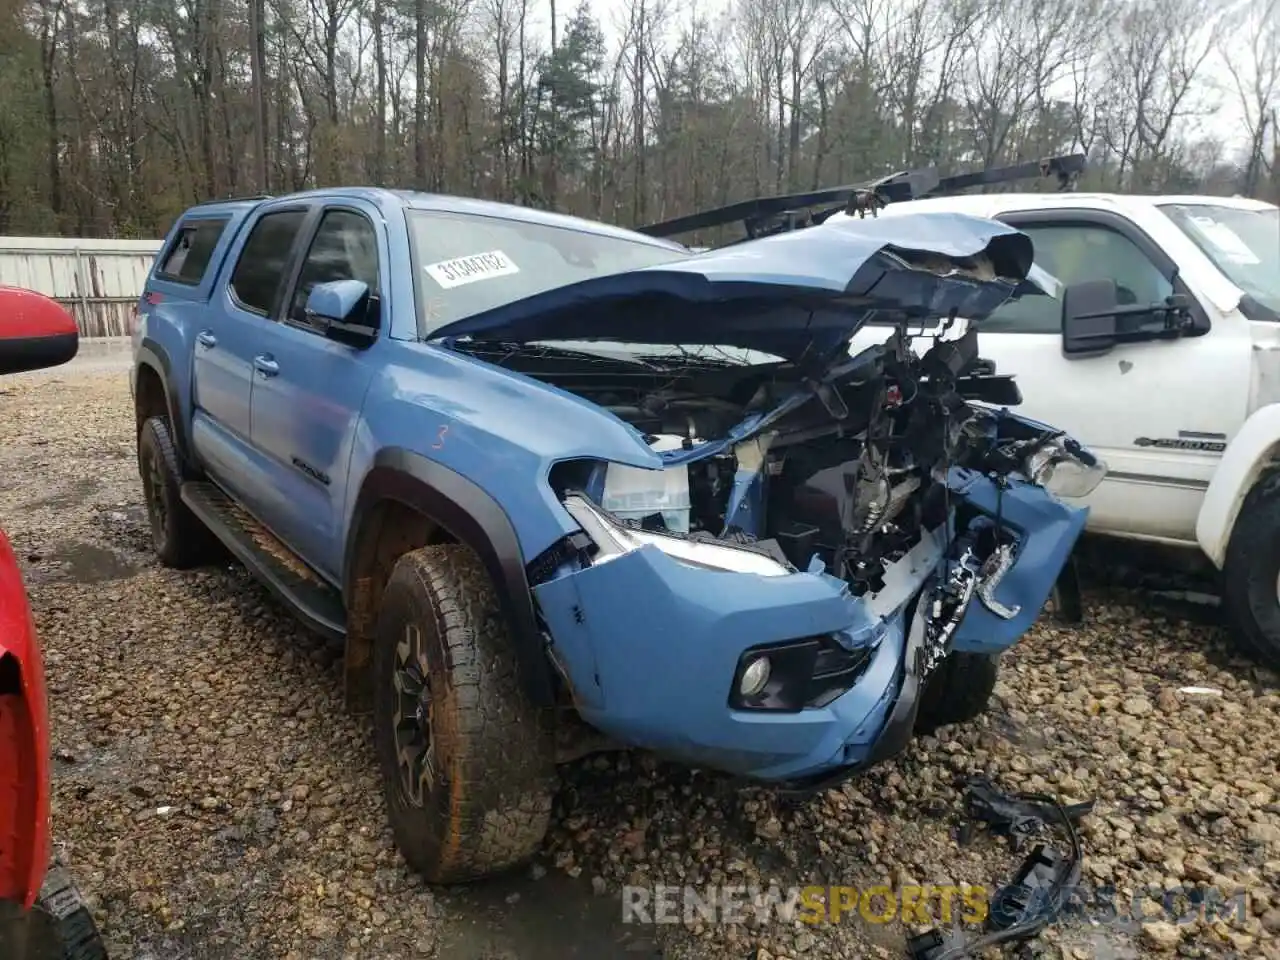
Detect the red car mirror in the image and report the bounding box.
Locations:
[0,286,79,376]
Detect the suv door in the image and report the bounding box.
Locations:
[192,204,311,508]
[247,204,385,580]
[975,209,1252,543]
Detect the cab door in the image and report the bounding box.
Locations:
[191,202,314,516]
[246,204,385,580]
[974,208,1252,543]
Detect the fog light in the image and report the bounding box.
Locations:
[739,656,771,697]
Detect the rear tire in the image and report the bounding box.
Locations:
[915,651,1001,733]
[1049,555,1084,624]
[372,543,556,883]
[137,415,217,569]
[1221,480,1280,668]
[36,866,108,960]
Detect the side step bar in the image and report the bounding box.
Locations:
[180,481,346,641]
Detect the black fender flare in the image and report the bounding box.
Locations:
[134,339,193,468]
[343,448,553,706]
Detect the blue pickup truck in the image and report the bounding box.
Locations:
[130,188,1103,882]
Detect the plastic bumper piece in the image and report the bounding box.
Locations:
[534,528,946,782]
[948,469,1089,654]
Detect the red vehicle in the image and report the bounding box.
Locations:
[0,286,106,958]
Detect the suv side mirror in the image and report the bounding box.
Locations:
[1061,279,1121,357]
[0,286,80,375]
[305,279,379,349]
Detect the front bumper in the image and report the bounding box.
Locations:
[536,527,931,780]
[534,472,1086,782]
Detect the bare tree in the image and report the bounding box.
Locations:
[0,0,1262,237]
[249,0,269,190]
[1221,0,1279,196]
[1098,0,1218,189]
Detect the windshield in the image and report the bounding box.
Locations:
[407,209,688,336]
[406,208,786,366]
[1159,203,1279,318]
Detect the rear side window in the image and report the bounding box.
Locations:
[156,218,229,285]
[229,209,309,316]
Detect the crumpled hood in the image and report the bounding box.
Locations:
[429,212,1046,360]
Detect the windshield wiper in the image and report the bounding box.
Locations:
[477,341,664,368]
[632,352,744,368]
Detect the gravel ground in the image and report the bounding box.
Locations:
[1,352,1278,960]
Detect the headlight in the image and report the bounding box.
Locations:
[1025,437,1107,499]
[562,494,794,577]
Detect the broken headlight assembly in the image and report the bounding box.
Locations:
[561,494,794,577]
[1024,436,1106,499]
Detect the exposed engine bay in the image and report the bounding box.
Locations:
[459,321,1099,601]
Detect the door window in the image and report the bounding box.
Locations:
[229,209,309,316]
[286,210,381,330]
[157,218,229,285]
[983,223,1174,333]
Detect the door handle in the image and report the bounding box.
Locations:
[196,331,217,348]
[253,355,279,377]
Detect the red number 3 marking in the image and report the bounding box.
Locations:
[432,425,449,449]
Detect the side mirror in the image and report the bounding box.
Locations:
[1062,279,1200,358]
[0,286,79,375]
[1061,279,1120,357]
[304,279,378,349]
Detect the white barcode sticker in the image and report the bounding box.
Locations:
[1191,218,1260,265]
[424,250,520,288]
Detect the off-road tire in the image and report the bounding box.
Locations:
[36,866,109,959]
[1049,555,1084,624]
[137,415,217,569]
[914,651,1001,733]
[0,867,109,960]
[1221,478,1280,668]
[372,543,556,883]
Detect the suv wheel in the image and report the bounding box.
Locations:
[1222,480,1280,668]
[372,543,556,883]
[914,650,1001,733]
[137,416,217,568]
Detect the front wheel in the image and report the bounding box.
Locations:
[372,543,556,883]
[914,650,1001,733]
[1221,481,1280,668]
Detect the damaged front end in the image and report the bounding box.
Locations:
[435,212,1105,782]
